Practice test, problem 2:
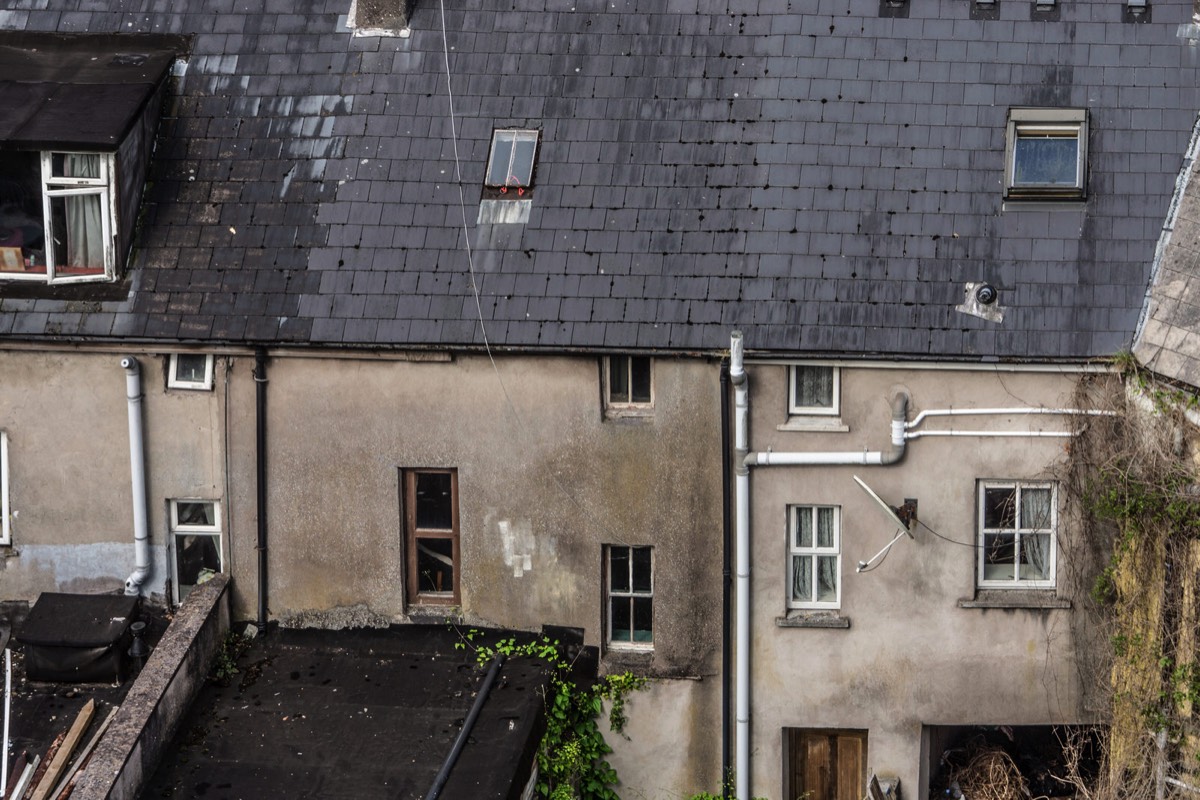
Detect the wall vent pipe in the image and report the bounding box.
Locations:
[121,357,151,595]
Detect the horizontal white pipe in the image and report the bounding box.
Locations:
[906,430,1074,439]
[743,358,1113,374]
[749,450,885,466]
[907,407,1116,429]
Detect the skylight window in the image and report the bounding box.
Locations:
[485,129,539,196]
[1004,108,1087,201]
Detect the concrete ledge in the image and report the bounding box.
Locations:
[958,590,1071,610]
[776,611,851,629]
[72,575,231,800]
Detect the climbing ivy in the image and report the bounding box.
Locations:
[456,630,647,800]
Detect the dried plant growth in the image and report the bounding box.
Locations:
[1061,363,1200,800]
[945,741,1031,800]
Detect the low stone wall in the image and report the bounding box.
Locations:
[72,575,231,800]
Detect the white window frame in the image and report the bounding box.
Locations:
[1,432,9,547]
[0,152,118,284]
[485,129,539,191]
[788,364,840,416]
[606,544,654,650]
[168,354,215,391]
[169,499,223,604]
[787,505,841,610]
[1004,108,1087,200]
[977,480,1057,589]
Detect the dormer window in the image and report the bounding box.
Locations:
[0,33,182,284]
[0,151,115,281]
[485,129,539,196]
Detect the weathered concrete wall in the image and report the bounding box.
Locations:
[743,362,1095,800]
[0,349,226,600]
[73,573,230,800]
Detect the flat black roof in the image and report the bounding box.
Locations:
[0,33,183,150]
[143,625,551,800]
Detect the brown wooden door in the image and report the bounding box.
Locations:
[786,729,867,800]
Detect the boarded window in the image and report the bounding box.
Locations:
[785,729,867,800]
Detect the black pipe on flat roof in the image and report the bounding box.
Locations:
[424,652,507,800]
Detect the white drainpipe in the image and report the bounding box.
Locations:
[728,331,909,800]
[729,332,751,800]
[121,358,151,596]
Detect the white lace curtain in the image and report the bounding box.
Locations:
[64,154,102,269]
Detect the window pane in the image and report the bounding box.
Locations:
[415,472,453,529]
[816,556,838,603]
[177,501,216,527]
[611,596,632,642]
[1013,133,1078,186]
[415,537,454,593]
[175,534,220,596]
[816,507,834,548]
[51,152,102,181]
[630,357,651,403]
[50,194,105,275]
[487,134,514,186]
[983,487,1017,529]
[632,597,653,642]
[608,356,630,403]
[791,555,812,602]
[1020,488,1052,530]
[610,546,630,592]
[631,547,652,592]
[983,533,1015,580]
[795,508,813,548]
[1022,533,1052,580]
[509,136,537,186]
[175,354,209,384]
[793,366,834,409]
[0,151,46,273]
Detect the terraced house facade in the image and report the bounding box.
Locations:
[1,0,1198,797]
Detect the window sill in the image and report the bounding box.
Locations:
[777,416,849,433]
[1001,199,1086,212]
[603,646,654,667]
[958,590,1070,610]
[776,610,850,629]
[604,407,654,423]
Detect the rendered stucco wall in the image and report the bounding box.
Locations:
[0,346,724,796]
[743,362,1097,800]
[0,349,227,600]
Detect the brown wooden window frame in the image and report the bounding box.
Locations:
[401,468,460,606]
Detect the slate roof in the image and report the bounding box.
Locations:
[1,0,1199,359]
[1135,131,1200,386]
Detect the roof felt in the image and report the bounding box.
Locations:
[0,0,1199,359]
[143,626,550,800]
[0,32,180,149]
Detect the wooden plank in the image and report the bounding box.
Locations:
[47,706,117,800]
[30,699,94,800]
[9,754,40,800]
[836,734,865,800]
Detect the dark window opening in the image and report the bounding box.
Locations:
[403,468,460,605]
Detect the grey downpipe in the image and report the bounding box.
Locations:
[121,358,151,596]
[424,653,507,800]
[254,349,269,630]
